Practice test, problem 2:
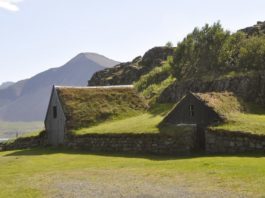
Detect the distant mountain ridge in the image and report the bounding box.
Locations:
[0,53,119,121]
[0,82,14,90]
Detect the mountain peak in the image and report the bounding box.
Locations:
[68,52,119,68]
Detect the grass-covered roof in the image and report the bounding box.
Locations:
[192,92,243,120]
[56,86,148,130]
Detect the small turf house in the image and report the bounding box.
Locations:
[162,92,241,127]
[162,91,242,150]
[45,85,148,146]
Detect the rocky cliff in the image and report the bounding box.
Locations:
[88,47,174,86]
[239,21,265,36]
[158,71,265,106]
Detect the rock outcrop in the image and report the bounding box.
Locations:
[158,71,265,106]
[239,21,265,36]
[88,47,174,86]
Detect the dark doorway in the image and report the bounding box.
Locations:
[196,125,205,150]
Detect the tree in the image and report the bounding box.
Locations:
[171,22,230,79]
[165,41,173,48]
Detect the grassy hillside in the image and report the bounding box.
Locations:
[134,57,176,102]
[1,148,265,197]
[132,22,265,104]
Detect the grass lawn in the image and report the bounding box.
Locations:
[0,148,265,197]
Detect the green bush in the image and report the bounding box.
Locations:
[171,22,265,80]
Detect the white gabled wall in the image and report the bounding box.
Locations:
[45,87,66,146]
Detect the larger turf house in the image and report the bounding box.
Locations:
[44,85,148,146]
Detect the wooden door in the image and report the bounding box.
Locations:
[196,125,205,150]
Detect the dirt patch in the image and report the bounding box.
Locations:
[32,170,249,198]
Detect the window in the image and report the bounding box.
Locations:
[53,106,57,119]
[189,105,195,117]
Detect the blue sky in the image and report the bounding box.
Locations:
[0,0,265,84]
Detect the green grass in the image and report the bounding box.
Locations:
[211,113,265,135]
[1,148,265,197]
[74,113,162,134]
[134,57,176,102]
[73,103,173,135]
[211,102,265,135]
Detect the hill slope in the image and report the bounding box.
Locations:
[0,53,119,121]
[88,47,174,86]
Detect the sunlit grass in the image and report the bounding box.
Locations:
[211,113,265,134]
[73,113,162,134]
[0,148,265,197]
[73,103,173,135]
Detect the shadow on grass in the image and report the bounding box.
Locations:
[3,147,265,161]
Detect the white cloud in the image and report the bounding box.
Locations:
[0,0,23,12]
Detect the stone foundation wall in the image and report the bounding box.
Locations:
[205,129,265,153]
[65,130,196,155]
[0,132,46,151]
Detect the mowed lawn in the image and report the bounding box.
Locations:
[1,148,265,197]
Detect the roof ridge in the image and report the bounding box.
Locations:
[54,85,134,89]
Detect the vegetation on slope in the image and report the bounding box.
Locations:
[134,57,176,102]
[194,92,265,135]
[194,92,243,119]
[211,103,265,135]
[132,22,265,104]
[1,148,265,197]
[172,22,265,81]
[88,47,174,86]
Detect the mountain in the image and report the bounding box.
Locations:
[88,47,174,86]
[0,53,119,121]
[0,82,14,90]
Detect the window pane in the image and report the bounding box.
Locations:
[53,106,57,118]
